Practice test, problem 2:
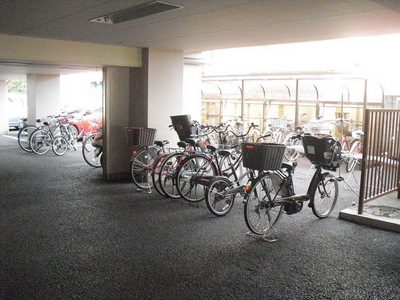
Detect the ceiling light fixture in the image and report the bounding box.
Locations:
[89,1,182,24]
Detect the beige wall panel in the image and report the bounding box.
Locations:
[0,34,141,67]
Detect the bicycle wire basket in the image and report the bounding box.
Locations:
[125,127,156,146]
[302,135,342,171]
[241,142,286,171]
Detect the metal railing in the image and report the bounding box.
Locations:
[358,109,400,214]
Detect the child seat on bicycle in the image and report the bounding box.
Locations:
[302,134,343,171]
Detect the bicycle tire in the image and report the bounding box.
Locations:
[205,176,235,216]
[175,154,218,202]
[244,173,283,235]
[346,139,361,172]
[30,129,52,155]
[310,173,338,218]
[131,147,159,189]
[18,125,38,152]
[52,136,68,156]
[82,134,102,167]
[151,153,170,197]
[158,152,187,199]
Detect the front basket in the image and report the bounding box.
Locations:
[242,143,286,171]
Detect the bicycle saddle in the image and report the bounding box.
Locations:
[154,140,169,147]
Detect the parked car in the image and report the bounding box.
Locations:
[61,107,102,138]
[8,96,26,129]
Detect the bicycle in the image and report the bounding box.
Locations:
[154,139,203,199]
[29,117,69,155]
[17,118,44,152]
[243,134,343,241]
[174,124,259,203]
[82,126,103,167]
[130,139,170,191]
[153,122,223,199]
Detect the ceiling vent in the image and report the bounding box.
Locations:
[89,1,182,24]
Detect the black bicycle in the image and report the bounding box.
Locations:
[244,134,343,240]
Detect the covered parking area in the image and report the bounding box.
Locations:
[2,0,400,180]
[1,1,400,299]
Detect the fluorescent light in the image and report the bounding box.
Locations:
[89,1,182,24]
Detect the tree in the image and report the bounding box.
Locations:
[7,79,27,93]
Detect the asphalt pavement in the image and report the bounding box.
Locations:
[0,131,399,300]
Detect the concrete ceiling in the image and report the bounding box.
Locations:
[1,0,400,77]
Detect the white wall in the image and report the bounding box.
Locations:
[0,81,8,134]
[147,49,184,146]
[27,74,60,122]
[183,64,203,122]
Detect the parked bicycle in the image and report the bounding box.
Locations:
[204,134,343,241]
[82,126,103,167]
[29,116,75,155]
[17,118,44,152]
[174,123,259,203]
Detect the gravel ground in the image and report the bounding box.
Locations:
[1,133,399,300]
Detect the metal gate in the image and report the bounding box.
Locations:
[358,109,400,214]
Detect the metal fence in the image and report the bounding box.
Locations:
[358,109,400,214]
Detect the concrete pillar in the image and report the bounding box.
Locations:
[146,48,184,145]
[27,74,60,123]
[103,67,132,179]
[102,48,186,179]
[0,80,8,134]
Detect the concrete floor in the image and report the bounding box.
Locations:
[1,131,399,299]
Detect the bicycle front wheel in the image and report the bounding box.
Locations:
[244,173,283,235]
[82,134,102,167]
[151,153,170,197]
[18,125,37,152]
[30,129,52,155]
[131,147,158,189]
[310,173,338,218]
[176,154,218,202]
[158,152,186,199]
[205,177,235,216]
[52,136,68,156]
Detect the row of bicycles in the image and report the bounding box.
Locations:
[129,116,344,241]
[17,115,102,167]
[263,116,364,172]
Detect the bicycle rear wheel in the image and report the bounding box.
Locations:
[205,177,235,216]
[52,136,68,156]
[18,125,37,152]
[176,154,218,202]
[82,134,102,167]
[30,129,52,155]
[244,173,283,235]
[310,173,338,218]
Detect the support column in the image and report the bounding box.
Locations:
[146,48,184,144]
[27,74,60,122]
[0,81,8,134]
[103,67,132,180]
[102,48,186,180]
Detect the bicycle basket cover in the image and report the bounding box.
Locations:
[302,135,342,169]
